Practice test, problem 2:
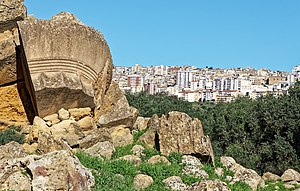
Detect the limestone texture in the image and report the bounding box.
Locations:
[95,81,138,128]
[18,12,113,117]
[187,180,230,191]
[134,174,154,190]
[0,145,94,191]
[221,156,264,191]
[158,111,214,163]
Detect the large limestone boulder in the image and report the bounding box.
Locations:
[0,145,94,191]
[221,156,263,191]
[110,125,134,147]
[281,169,300,182]
[138,114,159,149]
[159,111,214,163]
[95,81,138,128]
[29,150,94,190]
[85,141,115,159]
[79,127,111,149]
[18,11,113,117]
[0,0,37,126]
[37,131,72,154]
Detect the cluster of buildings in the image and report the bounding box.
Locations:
[113,64,300,102]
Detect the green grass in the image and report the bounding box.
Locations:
[0,126,24,145]
[76,129,293,191]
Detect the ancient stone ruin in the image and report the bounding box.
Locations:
[0,0,113,126]
[18,12,113,117]
[0,0,38,127]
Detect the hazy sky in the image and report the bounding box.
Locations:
[25,0,300,71]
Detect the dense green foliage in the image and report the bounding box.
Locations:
[0,126,24,145]
[126,88,300,175]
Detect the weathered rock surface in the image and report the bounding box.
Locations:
[187,180,230,191]
[119,155,142,165]
[22,142,38,154]
[138,114,159,149]
[159,112,214,164]
[0,0,26,24]
[69,107,92,121]
[37,131,71,154]
[0,141,26,162]
[182,155,208,179]
[281,169,300,182]
[110,125,134,147]
[262,172,281,181]
[85,141,115,159]
[78,116,94,131]
[95,82,138,128]
[134,174,154,190]
[18,11,113,117]
[43,113,60,125]
[0,0,38,126]
[50,120,84,146]
[0,146,94,191]
[33,116,48,129]
[221,156,263,191]
[79,127,111,149]
[148,155,171,165]
[163,176,187,191]
[133,116,150,131]
[131,144,145,157]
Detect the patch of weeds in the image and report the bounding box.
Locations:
[258,180,290,191]
[229,181,252,191]
[167,152,182,165]
[112,144,134,159]
[0,128,24,145]
[139,162,182,182]
[142,146,160,161]
[133,129,147,143]
[181,174,202,185]
[202,164,218,180]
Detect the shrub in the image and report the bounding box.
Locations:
[0,127,24,145]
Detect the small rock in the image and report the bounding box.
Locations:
[133,117,149,131]
[110,125,133,147]
[215,167,224,177]
[134,174,153,190]
[183,165,209,179]
[78,116,94,131]
[43,114,60,125]
[22,143,38,154]
[162,176,187,191]
[226,175,233,182]
[284,183,295,189]
[37,131,71,154]
[68,107,91,121]
[33,116,48,129]
[148,155,171,165]
[119,155,142,165]
[131,145,145,157]
[182,155,203,168]
[262,172,281,181]
[50,120,85,147]
[58,108,69,120]
[79,128,111,149]
[85,141,115,159]
[281,169,300,182]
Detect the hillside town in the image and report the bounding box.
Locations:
[113,64,300,102]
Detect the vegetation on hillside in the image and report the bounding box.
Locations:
[126,84,300,175]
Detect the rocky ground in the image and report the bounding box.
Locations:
[1,106,300,190]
